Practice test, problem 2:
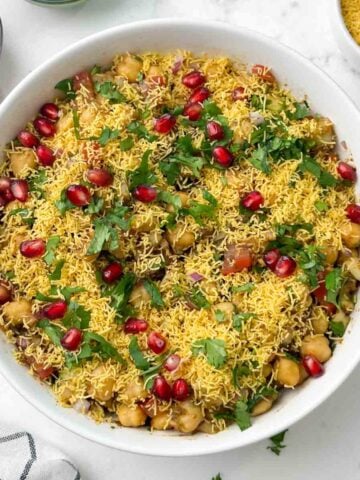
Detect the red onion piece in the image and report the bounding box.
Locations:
[188,272,205,282]
[172,56,183,74]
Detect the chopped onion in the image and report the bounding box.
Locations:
[189,272,204,282]
[172,56,183,74]
[249,111,265,126]
[73,398,90,414]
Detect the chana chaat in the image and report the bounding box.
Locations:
[0,52,359,434]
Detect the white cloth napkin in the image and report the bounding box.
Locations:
[0,424,81,480]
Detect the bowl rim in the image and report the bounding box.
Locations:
[1,17,360,456]
[330,0,360,57]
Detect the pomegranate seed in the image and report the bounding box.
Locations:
[172,378,190,401]
[0,195,7,207]
[206,121,224,141]
[102,262,123,283]
[33,117,56,138]
[189,87,210,104]
[40,103,59,121]
[164,354,181,372]
[1,189,15,204]
[10,180,29,203]
[0,281,12,305]
[264,248,281,271]
[274,256,297,278]
[87,168,113,187]
[0,177,11,192]
[232,87,247,101]
[43,300,68,320]
[124,317,148,334]
[312,281,326,302]
[61,328,83,351]
[17,131,39,148]
[20,239,46,258]
[346,203,360,224]
[337,162,357,182]
[148,331,167,354]
[212,146,233,168]
[36,144,55,167]
[322,302,337,315]
[133,185,157,203]
[154,113,176,134]
[183,102,203,121]
[182,70,206,89]
[152,375,172,401]
[302,355,324,377]
[241,191,264,211]
[66,184,91,207]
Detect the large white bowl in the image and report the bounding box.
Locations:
[0,19,360,457]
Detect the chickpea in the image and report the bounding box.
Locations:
[274,358,300,387]
[151,412,173,430]
[131,214,157,233]
[149,230,163,247]
[313,117,335,146]
[166,224,196,253]
[116,55,142,82]
[197,421,215,434]
[320,243,338,266]
[10,150,36,177]
[117,404,147,427]
[166,192,189,213]
[344,257,360,281]
[262,363,272,378]
[3,299,32,326]
[80,107,97,125]
[87,366,115,402]
[124,380,147,401]
[300,335,332,363]
[251,397,274,417]
[212,302,234,322]
[311,313,329,334]
[129,283,151,308]
[56,112,73,133]
[173,400,204,434]
[340,222,360,248]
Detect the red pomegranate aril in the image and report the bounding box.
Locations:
[232,86,247,101]
[206,121,224,141]
[36,144,55,167]
[102,262,123,284]
[33,117,56,138]
[148,331,167,354]
[133,185,157,203]
[182,70,206,89]
[20,239,46,258]
[10,180,29,203]
[322,301,337,315]
[241,191,264,211]
[17,131,39,148]
[312,281,326,302]
[164,354,181,372]
[189,87,210,104]
[337,162,357,182]
[40,103,59,121]
[172,378,190,401]
[61,328,83,351]
[212,146,233,168]
[66,184,91,207]
[43,300,68,320]
[1,189,15,204]
[183,102,203,121]
[264,248,281,271]
[0,177,11,192]
[154,113,176,134]
[87,168,113,187]
[346,203,360,224]
[274,256,297,278]
[152,375,172,401]
[0,194,7,207]
[302,355,324,378]
[0,281,12,305]
[124,317,148,334]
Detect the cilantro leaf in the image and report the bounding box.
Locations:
[330,320,346,337]
[232,364,251,388]
[211,475,222,480]
[60,286,86,303]
[215,310,226,323]
[233,312,256,331]
[85,196,104,215]
[314,200,329,212]
[119,136,134,151]
[267,430,288,456]
[275,223,313,236]
[63,302,91,329]
[287,102,310,120]
[127,150,157,191]
[298,245,326,288]
[28,170,47,199]
[188,288,211,310]
[129,336,151,370]
[55,189,76,215]
[232,282,255,293]
[325,268,343,306]
[192,338,227,368]
[127,121,158,143]
[184,190,218,226]
[103,272,136,322]
[48,259,65,281]
[83,331,126,365]
[248,146,271,174]
[37,319,63,347]
[234,400,252,431]
[94,81,127,104]
[44,236,61,266]
[92,127,120,146]
[55,78,75,99]
[299,156,338,188]
[8,208,35,227]
[143,279,165,309]
[159,155,205,185]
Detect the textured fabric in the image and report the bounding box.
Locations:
[0,425,80,480]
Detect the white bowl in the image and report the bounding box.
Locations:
[1,19,360,457]
[329,0,360,69]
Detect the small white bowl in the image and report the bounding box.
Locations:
[329,0,360,69]
[1,19,360,457]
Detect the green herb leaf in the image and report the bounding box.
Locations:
[287,102,310,120]
[232,282,255,293]
[44,236,61,266]
[298,245,326,288]
[28,170,47,199]
[63,302,91,329]
[211,475,222,480]
[94,81,127,104]
[233,312,256,331]
[129,336,151,370]
[85,196,104,215]
[232,364,251,388]
[248,147,271,174]
[8,208,35,227]
[83,331,126,364]
[299,156,338,188]
[55,78,75,99]
[60,286,86,303]
[72,108,81,140]
[119,136,134,151]
[48,259,65,281]
[143,279,165,309]
[192,338,227,368]
[267,430,288,456]
[214,310,226,323]
[325,268,343,306]
[127,121,158,143]
[330,320,346,337]
[314,200,329,212]
[127,150,157,191]
[92,127,120,146]
[37,319,63,347]
[275,223,313,236]
[234,400,252,431]
[184,190,218,226]
[103,272,136,322]
[55,189,76,216]
[189,288,211,310]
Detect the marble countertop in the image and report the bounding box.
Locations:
[1,0,360,479]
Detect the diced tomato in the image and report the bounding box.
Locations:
[73,71,94,97]
[251,64,276,83]
[312,280,336,315]
[221,244,252,275]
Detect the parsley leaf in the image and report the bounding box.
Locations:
[44,236,61,266]
[127,121,158,143]
[94,81,127,104]
[127,150,157,191]
[192,338,227,368]
[267,430,288,456]
[55,78,75,99]
[143,279,165,309]
[325,268,343,306]
[103,272,136,322]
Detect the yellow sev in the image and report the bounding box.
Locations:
[341,0,360,44]
[0,51,355,430]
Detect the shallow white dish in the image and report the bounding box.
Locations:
[0,18,360,457]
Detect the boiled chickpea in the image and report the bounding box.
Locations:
[117,404,147,427]
[166,224,195,253]
[87,366,115,402]
[131,214,157,233]
[300,335,332,363]
[116,55,142,82]
[212,302,234,322]
[10,150,36,177]
[173,400,204,434]
[129,283,151,308]
[56,112,73,133]
[3,299,32,326]
[149,230,163,247]
[344,257,360,281]
[320,243,338,266]
[311,314,329,334]
[313,117,335,146]
[197,421,215,434]
[262,363,272,378]
[274,358,300,387]
[124,380,147,400]
[251,397,273,417]
[151,412,173,430]
[80,107,97,125]
[340,222,360,248]
[166,192,189,213]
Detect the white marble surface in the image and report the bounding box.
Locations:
[1,0,360,479]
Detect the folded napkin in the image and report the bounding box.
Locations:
[0,424,81,480]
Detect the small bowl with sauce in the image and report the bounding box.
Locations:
[330,0,360,69]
